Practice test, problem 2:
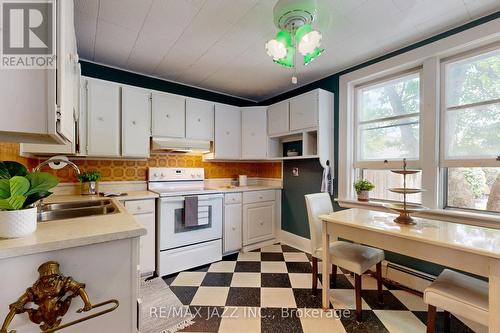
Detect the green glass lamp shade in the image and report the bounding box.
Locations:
[303,47,324,65]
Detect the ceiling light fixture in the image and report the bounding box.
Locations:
[265,0,325,83]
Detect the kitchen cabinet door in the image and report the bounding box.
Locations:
[122,87,151,158]
[214,105,241,159]
[243,201,275,246]
[224,203,242,253]
[134,212,156,276]
[241,107,267,159]
[290,90,318,131]
[86,79,121,156]
[186,99,214,140]
[267,100,289,136]
[152,92,185,138]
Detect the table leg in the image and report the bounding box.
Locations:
[322,220,330,310]
[489,258,500,333]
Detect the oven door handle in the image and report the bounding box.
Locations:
[160,194,223,202]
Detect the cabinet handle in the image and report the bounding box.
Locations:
[226,131,230,135]
[197,118,201,122]
[98,116,104,121]
[137,206,141,210]
[259,221,264,226]
[166,114,170,118]
[232,226,236,231]
[259,196,263,199]
[132,121,136,125]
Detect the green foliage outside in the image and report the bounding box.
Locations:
[0,161,59,210]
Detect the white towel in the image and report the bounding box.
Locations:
[321,164,333,195]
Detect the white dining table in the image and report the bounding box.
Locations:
[319,208,500,333]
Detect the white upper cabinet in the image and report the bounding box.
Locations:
[186,99,214,140]
[214,105,241,159]
[290,90,318,131]
[242,107,267,159]
[152,92,185,138]
[267,101,289,136]
[86,79,121,157]
[0,0,79,144]
[122,87,151,158]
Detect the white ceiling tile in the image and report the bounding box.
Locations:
[98,0,153,32]
[93,20,137,67]
[74,0,499,101]
[74,10,97,61]
[126,0,205,75]
[463,0,500,19]
[74,0,99,17]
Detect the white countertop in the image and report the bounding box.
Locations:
[320,208,500,259]
[0,196,146,260]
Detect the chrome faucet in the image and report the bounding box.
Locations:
[33,158,81,176]
[33,157,81,210]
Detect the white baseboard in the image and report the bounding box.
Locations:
[278,230,311,254]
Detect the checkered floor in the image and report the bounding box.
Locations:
[161,244,475,333]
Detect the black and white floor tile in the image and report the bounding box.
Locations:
[161,244,476,333]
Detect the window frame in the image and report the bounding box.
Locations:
[353,68,423,170]
[338,19,500,223]
[439,43,500,168]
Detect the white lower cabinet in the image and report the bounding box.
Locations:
[242,191,276,246]
[123,199,156,276]
[224,193,242,254]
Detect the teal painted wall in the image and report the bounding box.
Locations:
[80,61,257,107]
[261,11,500,276]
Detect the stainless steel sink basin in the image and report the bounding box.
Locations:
[41,199,113,211]
[37,199,118,222]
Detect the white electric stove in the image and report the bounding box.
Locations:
[148,167,223,276]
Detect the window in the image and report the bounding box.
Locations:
[443,47,500,213]
[354,71,421,201]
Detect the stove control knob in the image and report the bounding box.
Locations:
[191,174,195,178]
[153,173,158,178]
[196,173,202,178]
[160,173,165,178]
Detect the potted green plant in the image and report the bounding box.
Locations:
[77,170,101,195]
[0,161,59,238]
[354,179,375,202]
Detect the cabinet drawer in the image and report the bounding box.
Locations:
[225,193,242,205]
[125,199,155,214]
[243,190,275,204]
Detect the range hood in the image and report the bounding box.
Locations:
[151,137,211,153]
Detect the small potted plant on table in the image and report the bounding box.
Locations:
[354,179,375,202]
[78,170,101,195]
[0,161,59,238]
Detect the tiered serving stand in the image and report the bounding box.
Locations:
[384,159,427,225]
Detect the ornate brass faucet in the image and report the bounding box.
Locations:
[1,261,118,333]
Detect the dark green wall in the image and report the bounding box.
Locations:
[80,61,257,107]
[261,11,500,276]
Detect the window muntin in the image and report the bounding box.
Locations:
[443,48,500,161]
[356,72,421,164]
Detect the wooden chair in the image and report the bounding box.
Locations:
[424,269,488,333]
[305,193,384,322]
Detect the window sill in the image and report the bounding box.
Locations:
[336,198,500,229]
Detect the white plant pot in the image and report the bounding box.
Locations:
[357,190,370,202]
[0,207,37,238]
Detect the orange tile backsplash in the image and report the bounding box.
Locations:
[0,143,282,183]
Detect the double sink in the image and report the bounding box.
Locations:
[37,199,119,222]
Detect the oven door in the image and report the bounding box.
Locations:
[159,193,223,250]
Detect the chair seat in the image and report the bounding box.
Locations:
[424,269,489,326]
[314,241,384,275]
